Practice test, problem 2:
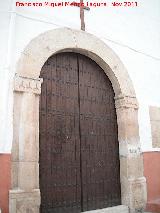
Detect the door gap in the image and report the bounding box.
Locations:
[77,54,84,212]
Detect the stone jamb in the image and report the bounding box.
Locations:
[10,28,147,213]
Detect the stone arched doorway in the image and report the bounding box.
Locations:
[10,28,147,213]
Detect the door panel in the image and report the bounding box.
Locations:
[39,52,121,213]
[78,55,121,211]
[40,53,81,213]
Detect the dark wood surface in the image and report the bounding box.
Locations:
[39,52,121,213]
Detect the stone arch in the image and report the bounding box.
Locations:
[10,28,147,213]
[16,28,135,97]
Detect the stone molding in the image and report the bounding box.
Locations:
[115,94,139,109]
[14,74,43,94]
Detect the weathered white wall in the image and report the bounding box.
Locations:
[0,0,160,153]
[0,0,14,153]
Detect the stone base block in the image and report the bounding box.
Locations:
[129,177,147,213]
[84,205,129,213]
[9,189,40,213]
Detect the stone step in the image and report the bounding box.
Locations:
[83,205,129,213]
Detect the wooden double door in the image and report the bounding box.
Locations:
[39,52,121,213]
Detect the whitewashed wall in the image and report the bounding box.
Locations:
[0,0,160,153]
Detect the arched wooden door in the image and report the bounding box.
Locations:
[39,52,121,213]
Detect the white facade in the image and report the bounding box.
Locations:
[0,0,160,153]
